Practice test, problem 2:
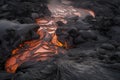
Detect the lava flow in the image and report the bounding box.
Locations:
[5,18,66,73]
[5,3,95,73]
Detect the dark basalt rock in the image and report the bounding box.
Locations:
[108,26,120,42]
[100,43,115,50]
[74,35,86,44]
[0,0,51,23]
[117,47,120,51]
[96,48,108,55]
[79,30,97,40]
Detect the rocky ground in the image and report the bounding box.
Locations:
[0,0,120,80]
[0,0,51,23]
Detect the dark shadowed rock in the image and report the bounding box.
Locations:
[31,13,39,20]
[100,43,115,50]
[56,21,65,26]
[115,52,120,58]
[114,16,120,25]
[68,27,78,38]
[74,35,85,44]
[79,30,97,40]
[117,47,120,51]
[109,26,120,42]
[96,48,108,55]
[0,0,51,23]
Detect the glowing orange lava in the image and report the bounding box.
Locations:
[5,5,95,73]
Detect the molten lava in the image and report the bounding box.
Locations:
[48,4,95,19]
[5,4,95,73]
[5,18,66,73]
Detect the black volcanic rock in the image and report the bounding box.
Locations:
[100,43,115,50]
[79,30,97,40]
[0,0,51,23]
[109,26,120,42]
[74,35,85,44]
